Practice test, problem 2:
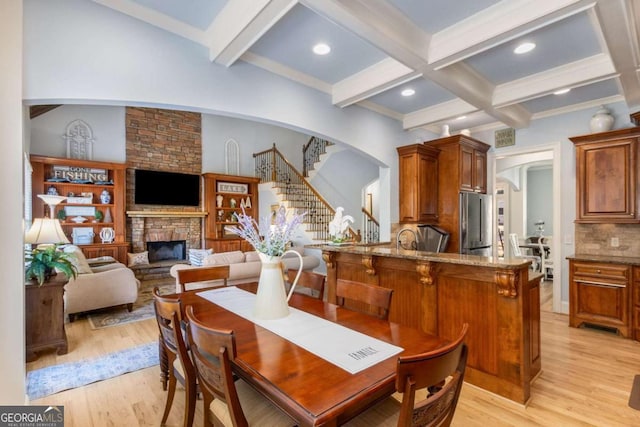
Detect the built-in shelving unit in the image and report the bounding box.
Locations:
[30,155,130,264]
[203,173,260,253]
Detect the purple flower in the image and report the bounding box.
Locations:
[226,206,306,257]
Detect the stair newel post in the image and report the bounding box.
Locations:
[271,143,277,183]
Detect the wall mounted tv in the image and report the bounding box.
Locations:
[134,169,200,206]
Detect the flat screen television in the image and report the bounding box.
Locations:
[134,169,200,206]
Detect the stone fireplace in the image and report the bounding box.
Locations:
[125,106,204,255]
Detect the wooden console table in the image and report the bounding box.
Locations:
[26,274,69,362]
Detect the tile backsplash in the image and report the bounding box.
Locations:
[575,223,640,256]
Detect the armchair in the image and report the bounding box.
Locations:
[62,246,140,321]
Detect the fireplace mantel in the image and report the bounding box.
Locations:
[126,211,208,218]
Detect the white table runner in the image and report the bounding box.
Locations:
[197,287,403,374]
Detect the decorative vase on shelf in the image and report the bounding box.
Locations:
[100,189,111,204]
[589,106,614,133]
[441,124,450,137]
[103,207,112,224]
[253,250,303,320]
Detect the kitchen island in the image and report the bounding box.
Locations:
[321,244,539,404]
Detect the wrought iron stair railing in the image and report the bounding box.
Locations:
[361,207,380,244]
[302,136,333,177]
[254,144,354,242]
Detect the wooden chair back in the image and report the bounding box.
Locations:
[395,323,469,427]
[287,270,325,300]
[176,265,230,292]
[152,288,196,427]
[184,305,248,427]
[336,279,393,320]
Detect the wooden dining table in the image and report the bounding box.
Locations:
[164,283,447,427]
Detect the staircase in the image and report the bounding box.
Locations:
[254,143,355,242]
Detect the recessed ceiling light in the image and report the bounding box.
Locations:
[553,88,571,95]
[456,115,467,121]
[514,42,536,55]
[401,88,415,97]
[312,43,331,55]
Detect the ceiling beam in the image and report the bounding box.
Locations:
[403,99,478,130]
[205,0,297,66]
[332,58,420,108]
[493,54,618,107]
[429,0,596,68]
[594,0,640,108]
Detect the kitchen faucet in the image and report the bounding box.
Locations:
[396,227,418,250]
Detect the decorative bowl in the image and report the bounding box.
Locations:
[71,216,87,223]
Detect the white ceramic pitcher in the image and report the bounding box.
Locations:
[253,249,303,320]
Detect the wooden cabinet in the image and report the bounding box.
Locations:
[412,135,491,253]
[30,155,130,264]
[26,275,68,362]
[569,260,631,337]
[427,135,490,194]
[203,173,260,253]
[570,128,640,223]
[396,144,439,223]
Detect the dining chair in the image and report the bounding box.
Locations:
[184,305,296,427]
[508,233,540,272]
[176,265,230,292]
[336,279,393,320]
[538,235,554,280]
[153,288,197,427]
[344,323,469,427]
[286,269,326,300]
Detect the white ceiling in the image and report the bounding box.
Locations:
[93,0,640,134]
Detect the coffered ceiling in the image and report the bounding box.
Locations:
[93,0,640,133]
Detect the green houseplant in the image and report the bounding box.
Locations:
[25,245,78,286]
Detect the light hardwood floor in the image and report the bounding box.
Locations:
[27,280,640,426]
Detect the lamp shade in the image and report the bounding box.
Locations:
[25,218,70,245]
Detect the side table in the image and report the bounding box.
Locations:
[26,274,69,362]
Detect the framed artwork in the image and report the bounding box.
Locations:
[217,182,248,194]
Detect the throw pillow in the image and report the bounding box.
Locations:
[127,251,149,267]
[204,251,245,266]
[62,244,93,274]
[188,248,213,266]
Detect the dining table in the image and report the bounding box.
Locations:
[163,283,448,427]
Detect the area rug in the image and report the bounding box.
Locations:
[86,279,175,329]
[26,342,158,401]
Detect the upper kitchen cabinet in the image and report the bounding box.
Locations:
[397,144,439,223]
[570,128,640,223]
[425,135,490,194]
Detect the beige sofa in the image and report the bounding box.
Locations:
[62,246,140,321]
[169,247,320,292]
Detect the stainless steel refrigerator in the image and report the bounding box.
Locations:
[459,192,492,256]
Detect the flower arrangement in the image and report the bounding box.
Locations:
[226,206,306,257]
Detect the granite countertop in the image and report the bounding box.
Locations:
[567,254,640,265]
[318,244,530,269]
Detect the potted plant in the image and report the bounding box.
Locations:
[25,245,78,286]
[94,210,104,223]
